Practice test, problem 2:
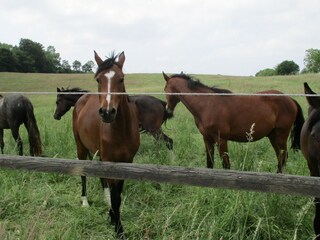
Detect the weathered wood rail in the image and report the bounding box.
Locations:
[0,154,319,197]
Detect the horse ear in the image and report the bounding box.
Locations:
[118,51,125,69]
[94,50,103,65]
[162,72,170,82]
[57,87,61,92]
[304,82,320,108]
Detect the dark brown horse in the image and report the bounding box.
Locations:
[300,82,320,239]
[72,51,140,238]
[0,94,42,156]
[163,73,304,173]
[54,87,173,149]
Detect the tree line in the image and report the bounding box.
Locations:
[255,48,320,76]
[0,38,95,73]
[1,38,320,76]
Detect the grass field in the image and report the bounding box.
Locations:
[0,72,320,239]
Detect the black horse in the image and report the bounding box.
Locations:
[54,87,173,150]
[0,94,42,156]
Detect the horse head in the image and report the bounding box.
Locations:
[94,51,126,123]
[162,72,181,119]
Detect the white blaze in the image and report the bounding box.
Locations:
[104,71,115,111]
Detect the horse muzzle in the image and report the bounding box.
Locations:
[53,113,61,120]
[165,107,174,119]
[99,107,117,123]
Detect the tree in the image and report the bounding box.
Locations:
[0,48,18,72]
[82,60,95,73]
[60,60,72,73]
[19,38,47,72]
[72,60,82,72]
[304,48,320,73]
[275,60,299,75]
[255,68,276,77]
[45,46,61,73]
[13,47,36,72]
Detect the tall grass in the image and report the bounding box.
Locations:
[0,72,319,239]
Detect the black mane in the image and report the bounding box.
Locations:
[171,73,232,94]
[60,87,89,93]
[94,52,118,78]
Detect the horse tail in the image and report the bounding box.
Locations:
[290,99,305,150]
[161,100,170,123]
[25,101,42,156]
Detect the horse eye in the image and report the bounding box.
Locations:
[119,78,124,83]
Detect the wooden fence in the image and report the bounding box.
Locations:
[1,155,320,197]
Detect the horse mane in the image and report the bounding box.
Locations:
[171,73,232,94]
[94,52,119,78]
[60,87,89,93]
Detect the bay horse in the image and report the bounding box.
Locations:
[0,94,42,156]
[300,82,320,239]
[54,87,173,149]
[72,51,140,238]
[162,73,304,173]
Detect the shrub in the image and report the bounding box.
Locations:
[255,68,277,77]
[275,60,300,75]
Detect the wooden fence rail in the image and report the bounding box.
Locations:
[0,155,319,198]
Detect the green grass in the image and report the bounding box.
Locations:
[0,72,319,239]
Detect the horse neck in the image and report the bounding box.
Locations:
[174,79,213,119]
[65,93,85,106]
[113,95,138,131]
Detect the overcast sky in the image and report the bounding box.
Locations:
[1,0,320,76]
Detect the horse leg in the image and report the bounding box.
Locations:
[0,129,4,154]
[268,130,288,173]
[76,142,89,206]
[10,126,23,156]
[203,136,215,168]
[101,178,111,207]
[315,197,320,240]
[218,139,230,169]
[162,132,173,150]
[109,180,125,238]
[308,157,320,238]
[151,129,173,150]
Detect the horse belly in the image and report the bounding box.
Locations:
[221,119,273,142]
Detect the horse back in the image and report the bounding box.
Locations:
[130,95,166,131]
[0,94,33,128]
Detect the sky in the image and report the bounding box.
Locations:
[1,0,320,76]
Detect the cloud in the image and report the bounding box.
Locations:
[1,0,320,75]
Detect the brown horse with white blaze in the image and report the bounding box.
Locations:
[72,51,140,238]
[163,72,304,173]
[300,82,320,239]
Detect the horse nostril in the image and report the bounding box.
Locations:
[110,108,117,115]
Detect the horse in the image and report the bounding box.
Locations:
[300,82,320,239]
[72,51,140,238]
[162,72,304,173]
[0,94,42,156]
[54,87,173,149]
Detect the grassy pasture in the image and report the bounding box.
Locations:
[0,72,320,239]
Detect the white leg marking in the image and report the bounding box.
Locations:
[104,188,111,207]
[104,71,115,111]
[81,196,89,207]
